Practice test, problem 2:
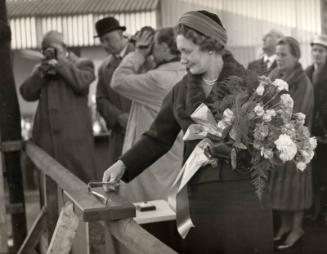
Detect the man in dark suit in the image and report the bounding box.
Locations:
[95,17,134,167]
[248,29,283,76]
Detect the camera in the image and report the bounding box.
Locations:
[42,47,57,60]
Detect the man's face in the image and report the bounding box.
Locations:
[100,30,124,54]
[263,34,277,52]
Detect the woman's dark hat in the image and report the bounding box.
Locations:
[94,17,126,38]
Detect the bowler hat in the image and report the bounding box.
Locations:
[94,17,126,38]
[311,34,327,48]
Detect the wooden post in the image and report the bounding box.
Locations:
[0,0,27,250]
[46,202,79,254]
[17,206,47,254]
[0,145,7,254]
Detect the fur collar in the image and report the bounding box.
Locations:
[177,50,258,119]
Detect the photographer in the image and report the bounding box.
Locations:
[20,30,97,183]
[109,27,185,202]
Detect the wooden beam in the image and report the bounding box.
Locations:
[0,149,8,253]
[64,187,135,222]
[46,202,79,254]
[17,206,47,254]
[26,142,135,222]
[0,140,23,152]
[104,219,178,254]
[25,141,85,192]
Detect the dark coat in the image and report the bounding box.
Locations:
[247,57,277,76]
[20,53,97,183]
[305,63,327,136]
[121,51,273,253]
[96,43,134,166]
[306,63,327,188]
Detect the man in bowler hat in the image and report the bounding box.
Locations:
[95,17,134,167]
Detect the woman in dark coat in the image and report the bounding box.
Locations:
[103,10,273,253]
[305,34,327,221]
[269,37,314,250]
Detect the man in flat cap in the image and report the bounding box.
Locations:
[248,29,284,76]
[95,17,134,167]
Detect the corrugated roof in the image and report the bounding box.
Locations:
[7,0,159,18]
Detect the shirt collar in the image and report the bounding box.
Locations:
[263,54,276,63]
[115,44,128,59]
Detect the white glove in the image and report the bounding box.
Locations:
[102,160,126,192]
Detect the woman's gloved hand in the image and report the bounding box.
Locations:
[205,142,232,160]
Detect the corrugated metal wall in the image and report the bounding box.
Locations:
[10,11,157,49]
[160,0,322,67]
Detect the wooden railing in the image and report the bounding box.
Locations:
[15,141,177,254]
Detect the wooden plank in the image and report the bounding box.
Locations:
[25,142,85,192]
[64,188,135,222]
[17,206,47,254]
[0,140,23,152]
[46,202,79,254]
[0,151,8,253]
[104,219,178,254]
[26,142,135,222]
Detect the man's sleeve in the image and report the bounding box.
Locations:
[55,57,95,95]
[121,89,181,182]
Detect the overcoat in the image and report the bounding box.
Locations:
[306,63,327,188]
[20,53,97,182]
[120,51,274,253]
[96,43,134,166]
[111,51,185,202]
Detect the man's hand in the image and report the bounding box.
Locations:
[118,113,129,129]
[135,27,155,57]
[49,43,67,61]
[102,160,126,192]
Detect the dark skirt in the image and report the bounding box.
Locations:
[269,163,312,211]
[181,180,273,254]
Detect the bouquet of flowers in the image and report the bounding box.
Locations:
[169,75,316,238]
[181,75,317,200]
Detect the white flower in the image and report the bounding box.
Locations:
[274,134,297,161]
[263,109,276,122]
[280,94,294,110]
[309,137,317,150]
[256,84,265,96]
[296,162,307,171]
[260,148,274,159]
[254,104,265,117]
[223,108,234,124]
[294,112,306,125]
[273,79,289,91]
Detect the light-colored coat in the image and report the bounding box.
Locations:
[111,51,185,202]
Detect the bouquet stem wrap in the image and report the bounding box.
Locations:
[168,104,219,239]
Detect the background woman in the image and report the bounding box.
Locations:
[103,10,273,253]
[305,34,327,222]
[269,36,314,250]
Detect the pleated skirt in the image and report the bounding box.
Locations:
[181,180,274,254]
[269,162,313,211]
